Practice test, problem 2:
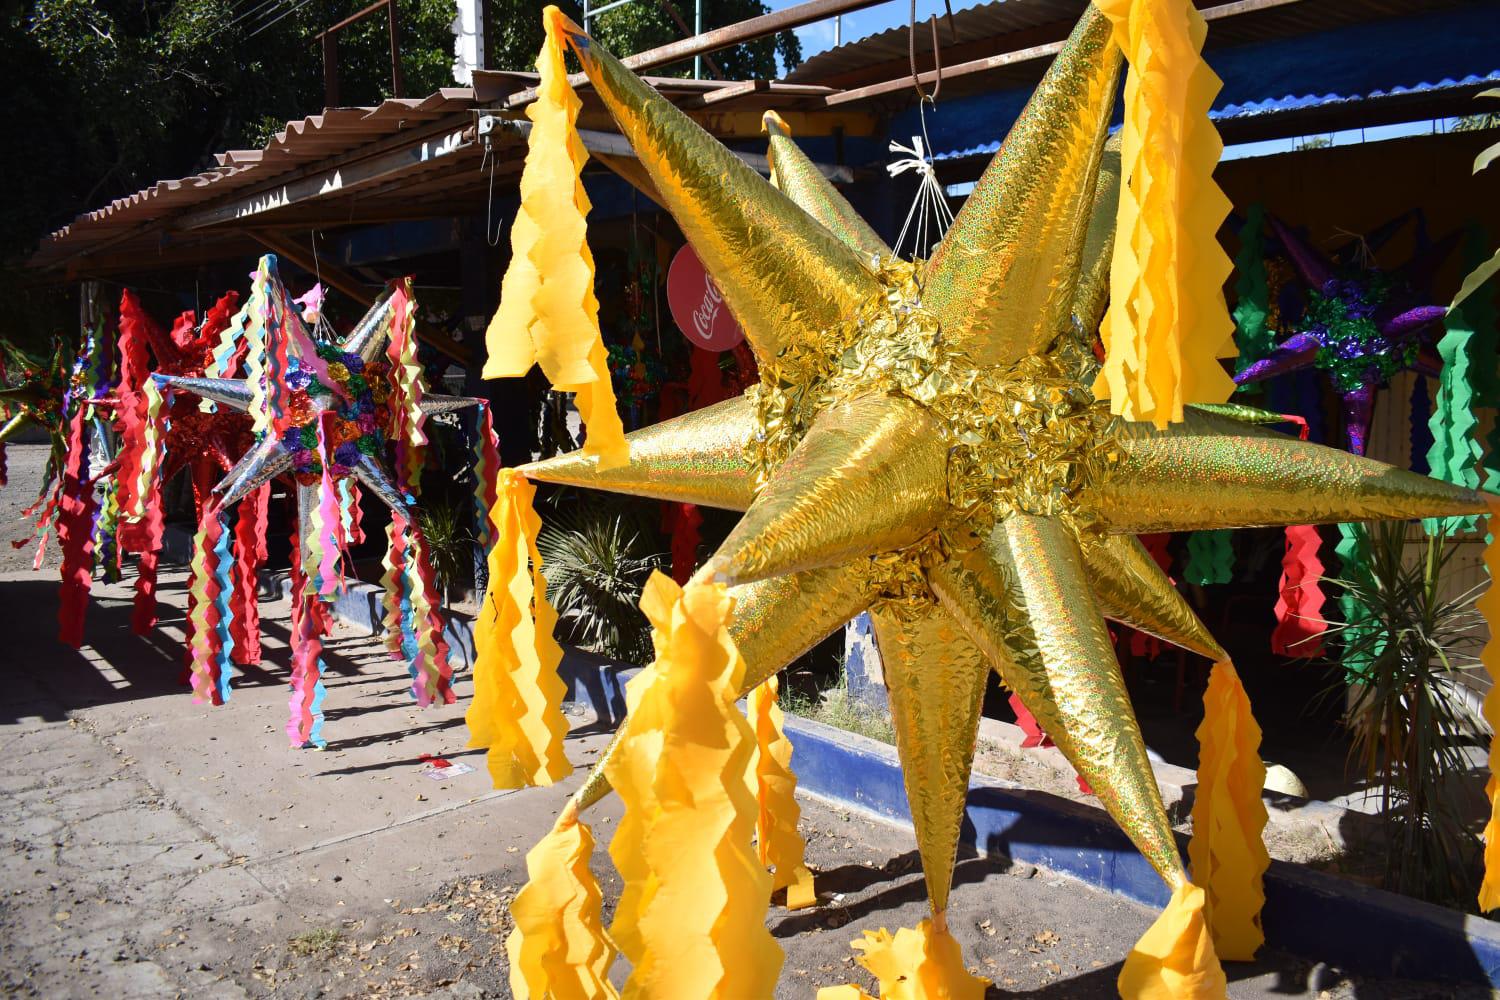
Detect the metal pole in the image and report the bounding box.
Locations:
[584,0,591,31]
[834,14,841,45]
[693,0,702,79]
[387,0,405,98]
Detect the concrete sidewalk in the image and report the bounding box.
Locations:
[0,445,1472,998]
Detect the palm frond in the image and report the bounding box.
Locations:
[537,508,664,664]
[1325,521,1487,909]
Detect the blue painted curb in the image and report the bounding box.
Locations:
[782,713,1500,988]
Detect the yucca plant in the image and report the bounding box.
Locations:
[416,499,473,606]
[537,508,663,663]
[1326,521,1489,908]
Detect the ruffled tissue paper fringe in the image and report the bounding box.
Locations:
[1425,230,1489,536]
[1188,660,1269,961]
[467,470,572,788]
[56,409,97,647]
[1092,0,1237,427]
[1271,524,1326,657]
[507,804,619,1000]
[482,5,628,469]
[286,533,329,749]
[185,508,236,705]
[816,920,989,1000]
[602,573,782,998]
[1118,882,1228,1000]
[748,674,816,910]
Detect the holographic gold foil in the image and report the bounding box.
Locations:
[870,601,989,916]
[1085,534,1225,660]
[569,560,872,812]
[521,393,757,511]
[764,110,889,260]
[1068,138,1121,340]
[923,6,1121,366]
[1190,401,1294,425]
[716,393,949,584]
[563,27,878,370]
[930,515,1185,884]
[507,9,1500,963]
[1093,408,1491,532]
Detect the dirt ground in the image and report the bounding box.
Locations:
[0,443,1485,999]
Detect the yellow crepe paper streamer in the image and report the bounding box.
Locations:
[1188,660,1269,961]
[1092,0,1237,428]
[483,5,628,470]
[466,469,572,788]
[748,674,816,910]
[816,920,989,1000]
[243,258,275,435]
[1118,882,1228,999]
[1477,499,1500,912]
[603,572,782,998]
[507,802,619,1000]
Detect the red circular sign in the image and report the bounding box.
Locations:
[666,244,745,352]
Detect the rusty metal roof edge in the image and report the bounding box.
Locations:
[33,86,490,265]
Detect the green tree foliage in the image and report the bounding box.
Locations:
[1,0,454,263]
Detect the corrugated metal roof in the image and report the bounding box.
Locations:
[32,88,489,273]
[788,0,1479,94]
[930,71,1500,162]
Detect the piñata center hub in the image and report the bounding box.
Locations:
[279,345,393,486]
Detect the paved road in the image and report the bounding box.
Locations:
[0,443,1475,998]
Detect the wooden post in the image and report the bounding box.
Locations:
[322,33,340,107]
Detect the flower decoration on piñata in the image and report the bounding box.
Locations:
[1234,214,1454,455]
[153,256,500,749]
[467,7,1500,1000]
[280,345,392,483]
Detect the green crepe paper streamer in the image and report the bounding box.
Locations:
[1184,529,1234,585]
[1233,204,1273,393]
[1425,226,1492,536]
[1463,227,1500,410]
[1336,522,1385,682]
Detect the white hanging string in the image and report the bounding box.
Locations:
[889,128,954,262]
[890,4,952,263]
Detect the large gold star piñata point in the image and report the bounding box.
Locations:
[521,1,1490,955]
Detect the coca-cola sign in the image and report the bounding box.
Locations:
[666,244,745,352]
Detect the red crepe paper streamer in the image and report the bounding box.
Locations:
[1271,415,1328,657]
[114,291,153,527]
[1010,693,1054,748]
[1272,525,1327,657]
[56,409,96,647]
[130,490,165,635]
[667,502,702,585]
